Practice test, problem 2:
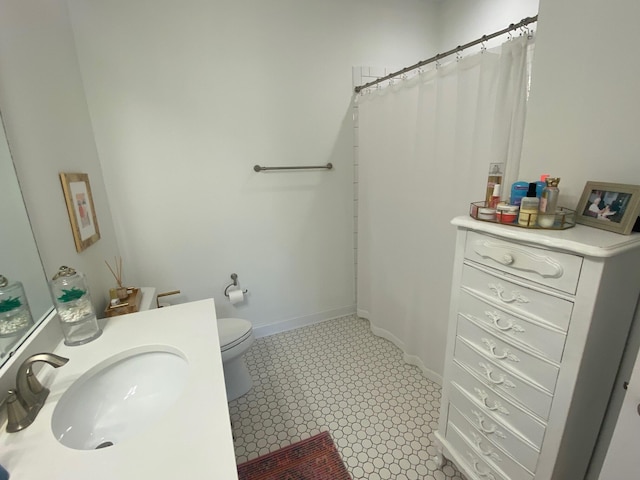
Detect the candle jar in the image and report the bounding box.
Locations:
[0,275,34,338]
[50,266,102,346]
[496,204,520,224]
[477,207,497,221]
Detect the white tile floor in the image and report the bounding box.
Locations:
[228,315,466,480]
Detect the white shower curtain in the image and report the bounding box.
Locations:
[356,36,533,383]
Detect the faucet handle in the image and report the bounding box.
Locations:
[27,369,45,395]
[6,389,34,433]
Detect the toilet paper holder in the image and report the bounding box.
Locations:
[224,273,248,297]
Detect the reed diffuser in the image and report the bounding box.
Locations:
[105,256,128,300]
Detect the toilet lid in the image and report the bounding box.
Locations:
[218,317,253,351]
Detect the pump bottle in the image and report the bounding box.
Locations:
[518,182,539,226]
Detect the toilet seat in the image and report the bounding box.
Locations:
[218,317,253,353]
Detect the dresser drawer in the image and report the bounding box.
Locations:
[447,416,534,480]
[461,264,574,332]
[446,422,509,480]
[459,289,567,363]
[464,231,583,294]
[457,315,560,394]
[455,338,553,420]
[448,386,540,473]
[450,362,546,448]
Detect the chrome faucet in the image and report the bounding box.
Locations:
[5,353,69,433]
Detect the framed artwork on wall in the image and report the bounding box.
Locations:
[575,181,640,235]
[59,172,101,252]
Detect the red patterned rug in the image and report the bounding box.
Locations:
[237,431,351,480]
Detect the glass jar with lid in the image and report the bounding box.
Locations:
[0,275,34,353]
[49,266,102,346]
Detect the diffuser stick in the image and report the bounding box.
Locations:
[105,256,124,288]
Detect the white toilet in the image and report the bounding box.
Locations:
[141,290,255,401]
[217,317,255,401]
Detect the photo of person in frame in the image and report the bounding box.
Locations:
[583,189,630,223]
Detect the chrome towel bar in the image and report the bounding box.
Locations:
[253,162,333,172]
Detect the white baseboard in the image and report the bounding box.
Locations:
[365,314,443,386]
[253,304,357,338]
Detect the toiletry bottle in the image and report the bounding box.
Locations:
[536,174,550,198]
[489,183,501,208]
[538,177,561,228]
[49,266,102,346]
[518,182,540,226]
[510,181,529,207]
[485,163,504,204]
[0,274,34,337]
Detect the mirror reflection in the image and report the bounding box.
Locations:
[0,113,53,362]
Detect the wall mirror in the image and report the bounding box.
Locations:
[0,111,53,365]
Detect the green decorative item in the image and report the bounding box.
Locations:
[0,297,22,313]
[56,287,86,303]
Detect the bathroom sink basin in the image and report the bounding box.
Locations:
[51,347,189,450]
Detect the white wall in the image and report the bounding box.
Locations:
[66,0,440,331]
[437,0,539,52]
[521,0,640,476]
[520,0,640,206]
[0,0,120,314]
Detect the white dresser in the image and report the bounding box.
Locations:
[435,216,640,480]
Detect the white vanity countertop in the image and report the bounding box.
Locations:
[0,299,238,480]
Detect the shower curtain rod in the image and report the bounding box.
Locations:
[354,15,537,93]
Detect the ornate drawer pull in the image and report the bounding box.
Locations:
[479,362,516,388]
[472,239,565,278]
[468,454,496,480]
[489,284,529,304]
[481,338,520,362]
[472,410,506,438]
[474,388,510,415]
[471,432,501,461]
[485,311,525,333]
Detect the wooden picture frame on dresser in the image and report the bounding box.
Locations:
[434,216,640,480]
[575,181,640,235]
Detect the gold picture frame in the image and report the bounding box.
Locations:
[59,172,101,252]
[575,181,640,235]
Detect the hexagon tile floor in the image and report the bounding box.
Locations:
[228,314,466,480]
